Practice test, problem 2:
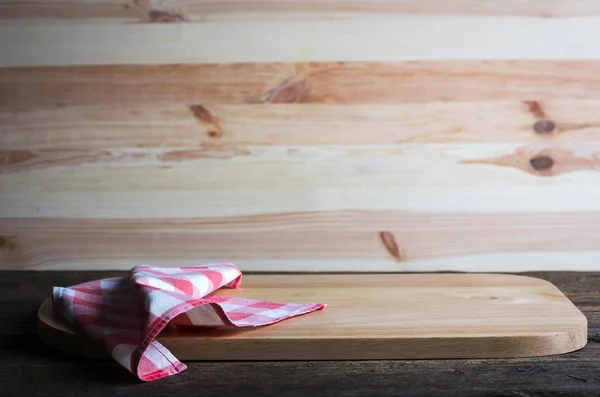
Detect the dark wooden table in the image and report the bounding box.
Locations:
[1,271,599,396]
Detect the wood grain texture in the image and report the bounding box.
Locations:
[3,213,600,271]
[5,338,600,397]
[3,0,600,20]
[4,101,600,149]
[3,59,600,270]
[2,8,600,272]
[3,17,600,67]
[4,61,600,111]
[3,139,600,215]
[37,273,588,361]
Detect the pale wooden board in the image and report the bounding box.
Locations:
[2,10,600,274]
[3,0,600,20]
[3,16,600,67]
[37,274,588,360]
[3,101,600,148]
[3,62,600,110]
[2,140,600,219]
[4,214,600,271]
[3,62,600,271]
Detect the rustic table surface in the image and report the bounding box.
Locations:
[1,271,599,397]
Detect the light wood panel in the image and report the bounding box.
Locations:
[4,212,600,271]
[3,17,600,67]
[2,3,600,272]
[38,274,588,360]
[3,0,600,21]
[3,61,600,111]
[4,101,600,148]
[3,141,600,218]
[3,65,600,269]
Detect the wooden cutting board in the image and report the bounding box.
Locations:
[38,274,587,360]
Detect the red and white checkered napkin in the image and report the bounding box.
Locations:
[52,263,326,382]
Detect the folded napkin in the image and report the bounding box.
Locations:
[52,263,326,381]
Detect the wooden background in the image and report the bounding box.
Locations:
[2,1,600,271]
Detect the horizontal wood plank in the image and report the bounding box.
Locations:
[2,0,600,20]
[4,186,600,218]
[1,143,600,182]
[2,143,600,218]
[3,61,600,110]
[3,337,600,396]
[2,212,600,271]
[3,101,600,149]
[3,17,600,67]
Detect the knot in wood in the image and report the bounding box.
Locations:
[530,155,555,171]
[533,120,556,135]
[148,9,183,23]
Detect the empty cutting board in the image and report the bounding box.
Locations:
[38,274,587,360]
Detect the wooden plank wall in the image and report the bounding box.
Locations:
[2,1,600,271]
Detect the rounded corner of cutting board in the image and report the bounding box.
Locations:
[476,273,588,358]
[37,274,589,361]
[523,317,588,358]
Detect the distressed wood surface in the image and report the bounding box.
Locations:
[2,271,600,396]
[2,0,600,21]
[3,17,600,67]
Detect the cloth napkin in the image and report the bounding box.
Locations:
[52,262,326,381]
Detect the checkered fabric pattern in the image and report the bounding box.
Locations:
[52,263,326,381]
